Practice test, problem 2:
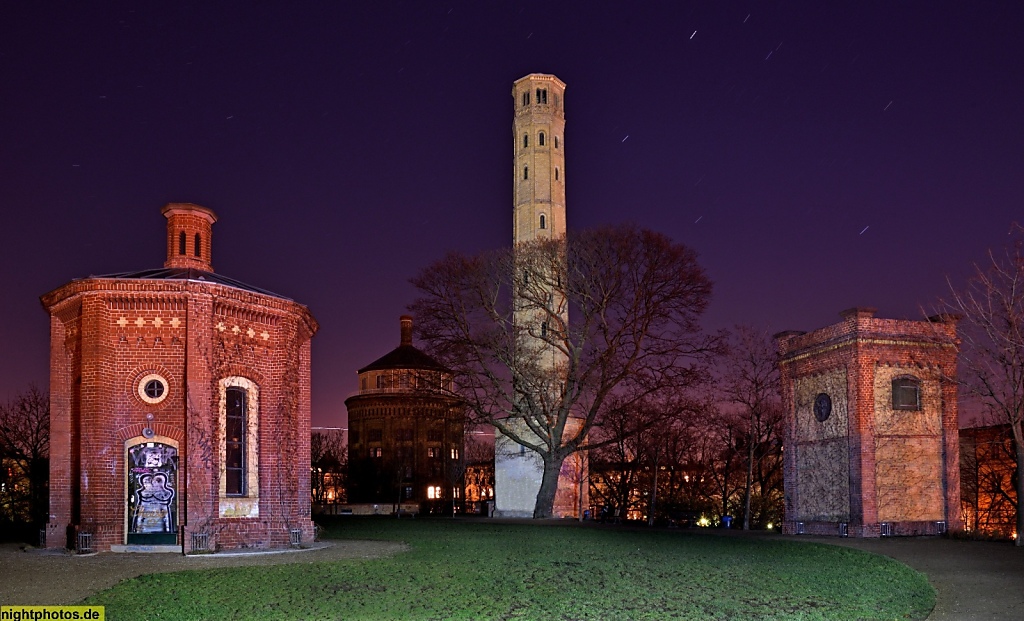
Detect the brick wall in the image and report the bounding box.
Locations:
[777,308,960,537]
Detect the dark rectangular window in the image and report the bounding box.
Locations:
[892,377,921,410]
[225,387,246,496]
[368,428,383,442]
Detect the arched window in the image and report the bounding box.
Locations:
[538,132,545,146]
[524,166,529,180]
[539,214,546,229]
[194,233,201,257]
[555,167,560,181]
[225,387,247,496]
[524,134,529,148]
[555,136,560,149]
[219,377,259,508]
[892,376,921,410]
[178,231,186,255]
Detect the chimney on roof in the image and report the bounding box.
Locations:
[162,203,217,271]
[400,315,413,346]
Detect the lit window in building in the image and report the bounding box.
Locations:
[371,447,382,458]
[451,448,459,460]
[427,485,442,499]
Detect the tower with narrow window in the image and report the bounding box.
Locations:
[513,73,567,245]
[776,308,961,537]
[495,73,583,518]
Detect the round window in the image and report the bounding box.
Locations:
[813,393,832,422]
[138,374,169,404]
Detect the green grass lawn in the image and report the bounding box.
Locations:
[85,518,934,620]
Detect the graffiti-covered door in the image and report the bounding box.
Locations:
[127,442,178,545]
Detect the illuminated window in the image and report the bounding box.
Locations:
[404,486,413,499]
[451,448,459,460]
[539,132,545,146]
[427,485,442,499]
[892,377,921,410]
[370,447,382,458]
[428,447,438,458]
[178,231,186,255]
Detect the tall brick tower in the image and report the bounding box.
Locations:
[495,73,582,518]
[512,73,567,244]
[776,308,961,538]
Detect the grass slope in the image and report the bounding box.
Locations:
[85,519,934,620]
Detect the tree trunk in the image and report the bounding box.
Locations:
[533,455,566,518]
[743,440,754,530]
[648,465,659,527]
[1014,421,1024,547]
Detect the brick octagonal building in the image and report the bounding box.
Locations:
[41,203,318,552]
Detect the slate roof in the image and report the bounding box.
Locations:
[89,267,290,300]
[358,344,448,374]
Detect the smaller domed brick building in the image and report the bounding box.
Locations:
[41,203,318,552]
[345,316,465,513]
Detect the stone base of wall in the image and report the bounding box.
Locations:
[783,519,948,538]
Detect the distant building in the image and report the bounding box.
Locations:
[345,316,465,513]
[41,203,318,552]
[311,427,348,507]
[776,308,961,537]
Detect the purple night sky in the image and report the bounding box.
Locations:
[2,2,1021,427]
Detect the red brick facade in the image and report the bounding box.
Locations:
[776,308,960,537]
[41,204,318,552]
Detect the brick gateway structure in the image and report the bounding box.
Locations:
[776,308,961,537]
[41,203,318,552]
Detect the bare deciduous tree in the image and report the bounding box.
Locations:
[411,225,719,518]
[0,386,49,526]
[720,326,784,530]
[941,231,1024,545]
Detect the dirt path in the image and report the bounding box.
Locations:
[0,541,408,606]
